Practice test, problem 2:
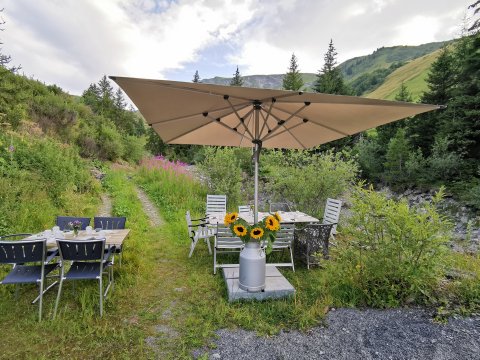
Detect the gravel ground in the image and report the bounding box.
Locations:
[193,308,480,360]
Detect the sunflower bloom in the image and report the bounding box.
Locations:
[274,212,282,222]
[224,212,238,225]
[233,225,247,237]
[265,216,280,231]
[250,227,264,239]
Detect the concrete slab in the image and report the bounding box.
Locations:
[222,266,295,302]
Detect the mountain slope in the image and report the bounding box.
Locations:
[364,49,442,101]
[339,41,449,82]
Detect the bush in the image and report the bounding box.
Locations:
[197,147,242,208]
[262,150,358,218]
[327,185,451,307]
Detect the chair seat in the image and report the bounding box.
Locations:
[64,261,112,280]
[1,263,58,284]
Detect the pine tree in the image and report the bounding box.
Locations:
[384,128,411,185]
[314,39,349,95]
[395,81,413,102]
[230,66,244,86]
[193,70,200,83]
[282,53,304,91]
[0,9,20,73]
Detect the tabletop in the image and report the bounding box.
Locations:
[207,211,319,225]
[29,229,131,248]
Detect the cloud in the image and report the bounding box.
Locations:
[0,0,472,95]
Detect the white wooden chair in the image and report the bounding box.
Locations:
[323,198,342,238]
[206,194,227,215]
[238,205,251,215]
[266,223,295,271]
[186,211,214,258]
[213,224,244,274]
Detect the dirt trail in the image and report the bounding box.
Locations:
[96,194,112,216]
[134,186,164,227]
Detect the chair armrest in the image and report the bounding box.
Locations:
[103,245,116,262]
[45,249,59,263]
[192,217,208,222]
[188,222,209,228]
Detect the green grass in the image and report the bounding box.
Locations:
[1,165,479,358]
[365,49,442,101]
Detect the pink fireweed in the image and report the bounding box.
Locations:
[140,155,190,176]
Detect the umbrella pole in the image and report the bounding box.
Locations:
[254,142,259,224]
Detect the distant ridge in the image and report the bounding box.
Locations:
[201,40,451,94]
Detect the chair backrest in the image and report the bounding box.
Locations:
[295,223,334,250]
[238,205,250,215]
[322,198,342,235]
[272,223,295,248]
[57,239,105,261]
[94,217,126,230]
[206,195,227,214]
[0,239,46,264]
[56,216,91,231]
[269,202,291,212]
[216,224,243,247]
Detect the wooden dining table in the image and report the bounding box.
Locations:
[28,229,131,248]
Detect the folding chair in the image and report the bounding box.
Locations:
[295,223,334,269]
[0,238,58,321]
[322,198,342,238]
[206,194,227,214]
[54,239,115,317]
[186,211,214,257]
[213,224,244,274]
[94,216,127,265]
[267,223,295,271]
[55,216,91,231]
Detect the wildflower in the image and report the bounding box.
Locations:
[8,145,15,153]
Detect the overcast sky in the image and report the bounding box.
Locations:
[1,0,474,96]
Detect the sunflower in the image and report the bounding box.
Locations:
[233,224,247,237]
[265,216,280,231]
[250,227,264,239]
[274,212,282,222]
[224,212,238,225]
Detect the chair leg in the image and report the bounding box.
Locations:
[206,236,212,255]
[213,247,217,275]
[189,237,197,258]
[38,279,44,322]
[99,277,103,317]
[289,246,295,272]
[53,278,64,319]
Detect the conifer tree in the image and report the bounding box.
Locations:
[230,66,244,86]
[193,70,200,83]
[282,53,304,91]
[314,39,349,95]
[0,8,20,73]
[395,81,413,102]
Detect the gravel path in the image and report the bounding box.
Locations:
[194,308,480,360]
[96,193,112,216]
[135,186,163,227]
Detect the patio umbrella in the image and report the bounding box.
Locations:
[110,76,441,222]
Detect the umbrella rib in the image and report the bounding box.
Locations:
[239,111,254,145]
[263,122,308,148]
[259,111,271,138]
[257,91,304,104]
[149,102,251,125]
[223,95,253,139]
[261,103,308,142]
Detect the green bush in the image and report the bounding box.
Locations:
[122,135,146,164]
[327,185,451,307]
[262,150,358,218]
[197,147,242,208]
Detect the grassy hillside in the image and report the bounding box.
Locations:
[339,41,449,82]
[365,49,442,101]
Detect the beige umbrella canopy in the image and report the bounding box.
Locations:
[110,76,441,221]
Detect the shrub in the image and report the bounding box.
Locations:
[327,185,451,307]
[262,150,358,218]
[197,147,242,208]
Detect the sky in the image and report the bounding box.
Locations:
[1,0,475,96]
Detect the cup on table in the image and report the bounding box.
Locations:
[86,226,93,235]
[52,226,60,232]
[43,229,53,238]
